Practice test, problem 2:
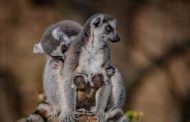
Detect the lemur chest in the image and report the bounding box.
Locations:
[77,49,104,74]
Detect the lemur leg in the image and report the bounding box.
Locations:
[105,68,126,122]
[94,84,111,122]
[88,71,111,122]
[90,74,110,122]
[59,78,80,122]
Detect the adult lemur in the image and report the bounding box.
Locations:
[59,14,126,122]
[33,20,83,119]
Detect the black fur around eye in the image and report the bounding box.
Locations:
[105,25,113,34]
[61,45,68,53]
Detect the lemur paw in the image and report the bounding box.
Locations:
[87,111,95,116]
[77,108,87,115]
[105,108,124,121]
[106,66,115,76]
[77,109,95,116]
[59,111,80,122]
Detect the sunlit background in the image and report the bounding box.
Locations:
[0,0,190,122]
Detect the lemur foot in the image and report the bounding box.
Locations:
[105,108,124,122]
[59,111,80,122]
[77,108,87,114]
[87,111,95,116]
[77,109,95,116]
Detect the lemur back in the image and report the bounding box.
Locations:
[33,20,82,117]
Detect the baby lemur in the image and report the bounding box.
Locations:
[59,13,126,122]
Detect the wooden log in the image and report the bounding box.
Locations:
[16,115,97,122]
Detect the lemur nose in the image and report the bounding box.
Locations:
[116,34,120,41]
[110,34,120,43]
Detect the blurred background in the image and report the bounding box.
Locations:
[0,0,190,122]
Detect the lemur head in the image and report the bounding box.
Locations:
[86,14,120,43]
[33,20,82,59]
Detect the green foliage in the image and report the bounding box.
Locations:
[125,110,143,122]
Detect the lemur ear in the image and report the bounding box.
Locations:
[91,15,104,28]
[59,32,70,45]
[52,27,70,44]
[33,43,44,54]
[52,27,62,40]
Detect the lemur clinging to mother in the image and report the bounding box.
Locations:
[59,13,126,122]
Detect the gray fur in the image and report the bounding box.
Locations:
[105,67,126,122]
[33,14,126,122]
[40,20,82,56]
[59,13,124,122]
[33,20,82,121]
[43,58,63,116]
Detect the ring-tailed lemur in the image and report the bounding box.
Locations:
[58,13,126,122]
[33,20,82,120]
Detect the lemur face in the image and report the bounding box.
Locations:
[49,27,71,58]
[90,14,120,43]
[33,27,72,59]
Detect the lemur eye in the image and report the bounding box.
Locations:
[61,45,68,53]
[105,25,113,34]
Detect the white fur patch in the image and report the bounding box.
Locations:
[60,33,70,45]
[52,27,71,45]
[52,27,61,40]
[77,36,104,74]
[91,15,104,27]
[33,43,44,53]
